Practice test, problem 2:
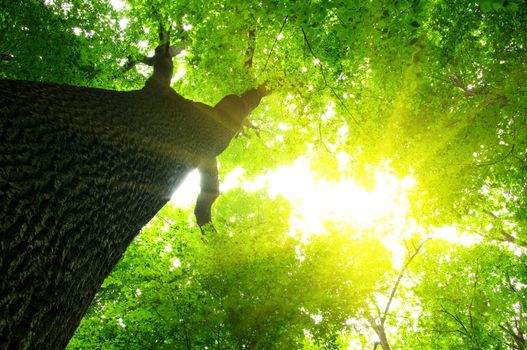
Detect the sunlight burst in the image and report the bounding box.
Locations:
[265,158,416,236]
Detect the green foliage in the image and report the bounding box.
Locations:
[406,241,527,349]
[68,193,392,349]
[3,0,527,348]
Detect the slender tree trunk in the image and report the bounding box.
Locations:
[376,325,392,350]
[0,79,240,349]
[368,317,392,350]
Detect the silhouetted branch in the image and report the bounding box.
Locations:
[122,23,187,74]
[317,116,333,153]
[499,323,526,350]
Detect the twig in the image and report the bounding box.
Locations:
[262,15,288,73]
[474,144,515,167]
[381,239,428,323]
[318,116,333,153]
[467,261,479,333]
[439,304,469,336]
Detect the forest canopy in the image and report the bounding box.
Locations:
[1,0,526,348]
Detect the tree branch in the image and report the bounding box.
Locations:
[367,313,392,350]
[474,144,515,167]
[122,23,187,78]
[262,15,288,73]
[483,210,527,248]
[439,304,469,336]
[450,74,486,97]
[195,158,220,229]
[450,73,509,108]
[499,323,526,350]
[317,115,333,153]
[468,261,480,333]
[365,239,428,350]
[245,28,256,68]
[382,239,428,323]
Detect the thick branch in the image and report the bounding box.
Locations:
[214,84,270,127]
[142,24,188,87]
[366,314,392,350]
[192,84,270,229]
[124,43,185,73]
[195,158,220,229]
[146,25,174,86]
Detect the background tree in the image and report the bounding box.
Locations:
[405,241,527,349]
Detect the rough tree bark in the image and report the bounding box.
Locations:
[0,29,268,349]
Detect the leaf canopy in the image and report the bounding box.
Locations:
[2,0,527,348]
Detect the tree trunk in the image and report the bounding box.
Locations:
[0,79,240,349]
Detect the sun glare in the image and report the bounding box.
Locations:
[264,158,416,236]
[171,169,200,208]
